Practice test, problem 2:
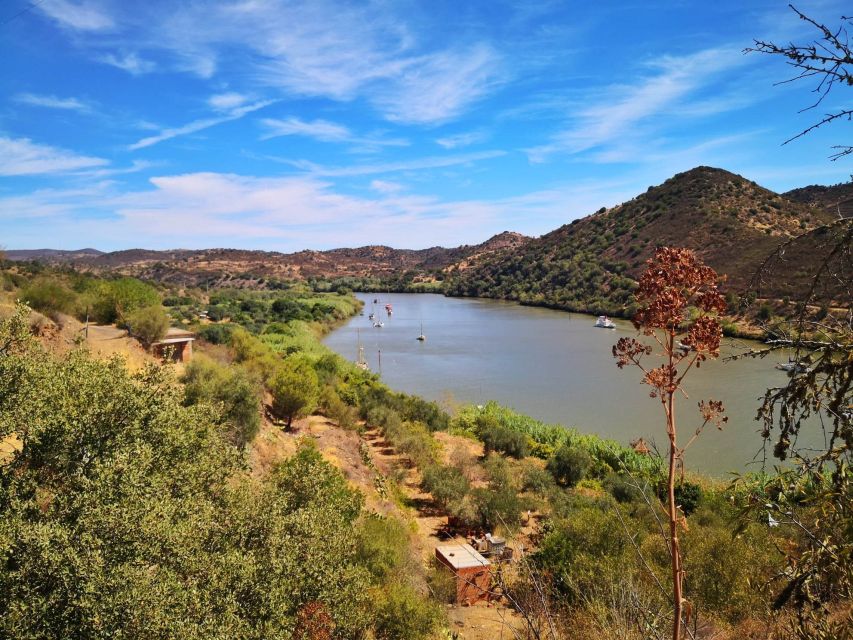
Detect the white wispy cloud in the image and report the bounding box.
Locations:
[14,93,92,113]
[370,180,404,194]
[128,100,275,150]
[40,1,504,125]
[376,44,503,124]
[0,136,108,176]
[100,52,156,75]
[436,130,489,149]
[260,117,408,149]
[208,92,249,111]
[0,168,643,250]
[37,0,114,31]
[286,150,506,177]
[525,47,750,162]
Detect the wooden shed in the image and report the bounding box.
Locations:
[435,544,491,605]
[151,328,195,363]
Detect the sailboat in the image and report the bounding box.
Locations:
[416,322,426,342]
[355,330,369,370]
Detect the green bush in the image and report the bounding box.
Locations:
[181,355,262,448]
[88,277,160,324]
[521,461,555,493]
[603,473,643,503]
[477,414,529,458]
[547,444,593,487]
[270,356,320,429]
[658,480,703,516]
[123,304,169,347]
[20,278,77,319]
[373,582,444,640]
[318,385,358,430]
[196,323,234,345]
[0,308,380,638]
[422,464,470,510]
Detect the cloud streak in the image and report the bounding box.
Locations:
[0,136,108,176]
[37,0,114,32]
[525,48,751,162]
[260,117,408,148]
[285,150,507,177]
[14,93,92,113]
[129,99,276,150]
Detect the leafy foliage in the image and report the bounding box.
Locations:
[181,354,262,448]
[123,304,169,346]
[0,305,443,638]
[547,444,592,487]
[270,356,320,429]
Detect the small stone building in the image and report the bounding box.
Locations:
[435,544,491,605]
[151,328,195,363]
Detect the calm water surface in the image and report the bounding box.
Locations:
[324,293,808,475]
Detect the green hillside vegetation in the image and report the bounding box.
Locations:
[1,262,848,638]
[446,167,838,317]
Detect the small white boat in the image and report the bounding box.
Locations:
[594,315,615,329]
[416,322,426,342]
[776,360,807,373]
[373,321,384,328]
[368,313,375,320]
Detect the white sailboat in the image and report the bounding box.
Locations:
[417,322,426,342]
[355,329,369,370]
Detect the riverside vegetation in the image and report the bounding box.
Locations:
[1,255,849,639]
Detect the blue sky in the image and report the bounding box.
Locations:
[1,0,850,251]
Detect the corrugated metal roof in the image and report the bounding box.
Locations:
[154,337,195,345]
[436,544,490,570]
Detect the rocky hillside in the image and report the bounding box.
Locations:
[446,166,838,314]
[783,180,853,218]
[8,233,531,289]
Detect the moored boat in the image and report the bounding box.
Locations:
[594,315,615,329]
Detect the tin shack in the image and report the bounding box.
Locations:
[435,544,491,605]
[151,328,195,363]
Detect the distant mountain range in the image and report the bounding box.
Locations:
[7,167,850,311]
[6,231,531,289]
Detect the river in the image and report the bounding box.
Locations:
[324,293,807,475]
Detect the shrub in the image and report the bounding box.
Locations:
[181,355,262,448]
[659,480,703,516]
[318,385,358,430]
[603,473,643,504]
[373,582,444,640]
[270,356,320,429]
[421,464,470,510]
[20,278,77,319]
[196,323,234,345]
[547,444,592,487]
[355,514,411,581]
[477,414,529,458]
[88,277,160,324]
[123,305,169,347]
[521,461,555,493]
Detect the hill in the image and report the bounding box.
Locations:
[446,166,838,314]
[7,232,530,289]
[4,248,104,261]
[783,180,853,218]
